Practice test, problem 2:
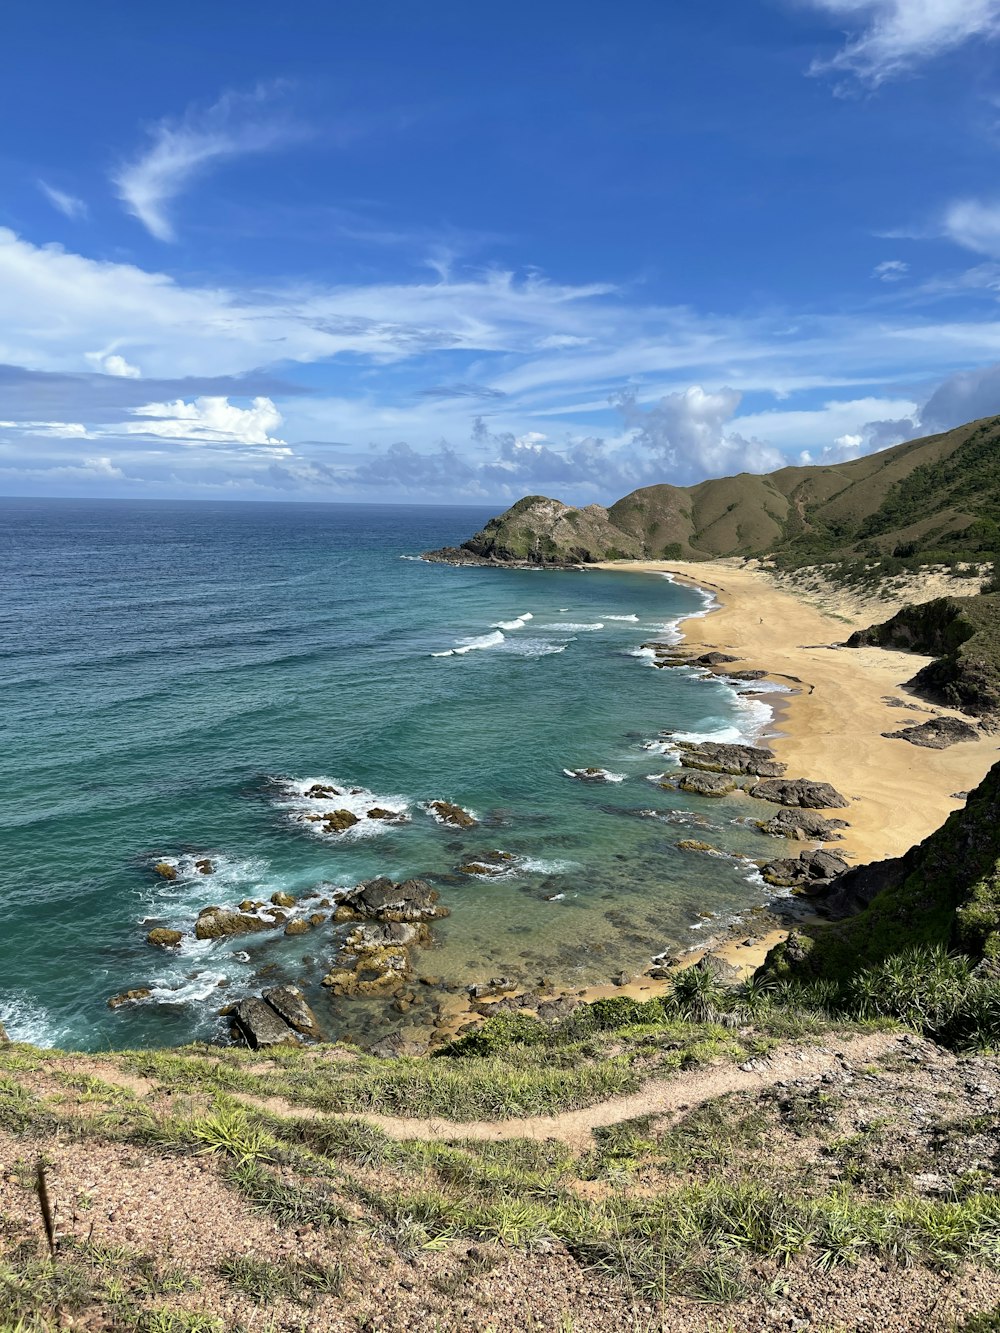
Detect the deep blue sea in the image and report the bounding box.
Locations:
[0,498,782,1051]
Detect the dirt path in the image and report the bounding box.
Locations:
[232,1030,903,1149]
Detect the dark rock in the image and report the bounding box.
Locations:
[693,651,740,666]
[271,891,296,907]
[564,767,620,782]
[676,839,719,854]
[194,858,215,875]
[319,808,361,833]
[305,783,341,798]
[671,771,737,798]
[262,985,322,1040]
[284,919,312,936]
[146,927,183,948]
[152,861,177,880]
[107,987,152,1009]
[757,808,849,841]
[231,997,300,1049]
[366,807,398,820]
[728,669,768,681]
[882,716,981,749]
[341,876,450,922]
[750,777,850,809]
[677,741,786,778]
[761,848,849,888]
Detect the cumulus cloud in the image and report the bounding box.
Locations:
[113,85,299,241]
[616,385,786,481]
[124,396,288,450]
[38,181,87,220]
[806,0,1000,86]
[873,259,908,281]
[84,350,141,378]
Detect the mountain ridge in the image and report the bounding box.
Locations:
[425,414,1000,568]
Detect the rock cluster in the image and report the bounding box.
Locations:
[322,877,448,996]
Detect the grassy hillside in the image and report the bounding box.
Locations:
[432,415,1000,567]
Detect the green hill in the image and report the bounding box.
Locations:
[427,414,1000,567]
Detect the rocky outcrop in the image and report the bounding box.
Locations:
[322,877,448,995]
[423,494,644,566]
[152,862,177,881]
[260,985,322,1040]
[692,651,740,666]
[194,905,284,941]
[304,808,360,834]
[760,848,850,889]
[882,716,981,749]
[335,876,449,923]
[230,997,301,1049]
[761,757,1000,981]
[427,800,478,828]
[146,928,183,948]
[677,741,786,778]
[749,777,850,809]
[669,771,738,797]
[757,808,849,841]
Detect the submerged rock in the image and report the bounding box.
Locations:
[107,987,152,1009]
[883,716,981,749]
[749,777,850,809]
[194,906,278,941]
[231,997,300,1049]
[146,927,183,949]
[676,839,719,854]
[262,985,322,1040]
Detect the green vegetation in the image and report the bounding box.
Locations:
[449,414,1000,568]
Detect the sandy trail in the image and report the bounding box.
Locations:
[228,1030,902,1149]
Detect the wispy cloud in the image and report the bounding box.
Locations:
[873,258,909,281]
[113,84,299,241]
[38,181,87,220]
[942,198,1000,258]
[805,0,1000,87]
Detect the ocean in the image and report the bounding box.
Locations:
[0,497,785,1050]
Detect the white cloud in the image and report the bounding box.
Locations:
[124,395,288,450]
[806,0,1000,86]
[873,259,908,281]
[0,419,94,438]
[617,385,786,481]
[84,350,142,378]
[942,199,1000,258]
[113,85,298,241]
[38,181,87,220]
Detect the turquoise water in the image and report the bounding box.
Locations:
[0,498,783,1051]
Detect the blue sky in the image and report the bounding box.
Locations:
[6,0,1000,503]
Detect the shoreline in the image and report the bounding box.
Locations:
[464,557,997,1027]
